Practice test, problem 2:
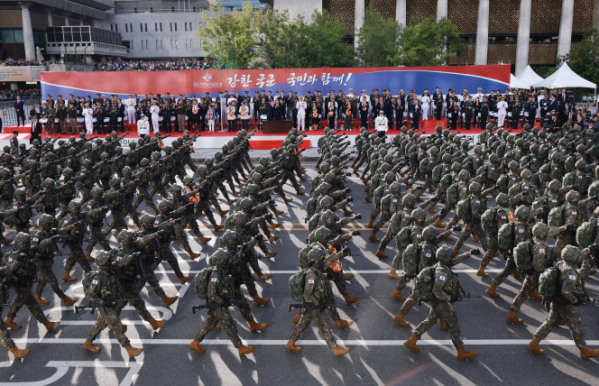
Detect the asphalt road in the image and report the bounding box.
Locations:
[0,163,598,386]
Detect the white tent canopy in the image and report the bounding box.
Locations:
[533,62,596,89]
[517,65,544,86]
[509,74,530,89]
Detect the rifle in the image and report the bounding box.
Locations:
[75,299,136,314]
[288,303,336,312]
[191,300,243,314]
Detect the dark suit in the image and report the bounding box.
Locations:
[14,100,25,126]
[30,121,42,144]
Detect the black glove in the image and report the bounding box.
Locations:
[566,223,576,231]
[345,188,351,193]
[354,214,362,220]
[449,295,461,303]
[572,184,579,191]
[352,230,361,236]
[269,199,275,205]
[265,213,274,221]
[101,206,108,212]
[156,230,166,239]
[220,299,231,308]
[592,195,599,201]
[186,202,194,210]
[346,196,353,203]
[317,301,327,310]
[431,196,439,202]
[574,295,586,306]
[542,205,550,213]
[342,246,351,255]
[254,234,264,241]
[452,225,462,232]
[494,185,501,190]
[303,302,316,311]
[589,243,599,254]
[470,248,481,256]
[521,191,529,196]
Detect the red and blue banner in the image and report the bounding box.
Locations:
[40,65,510,99]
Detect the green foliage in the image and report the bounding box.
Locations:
[395,17,465,66]
[564,27,599,86]
[300,10,354,68]
[197,2,260,69]
[355,5,402,67]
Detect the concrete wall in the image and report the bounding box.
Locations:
[273,0,322,20]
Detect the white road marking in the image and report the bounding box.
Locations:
[0,361,143,386]
[42,306,173,326]
[8,338,599,347]
[158,269,504,275]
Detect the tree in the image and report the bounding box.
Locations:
[355,5,402,67]
[197,2,261,69]
[395,17,465,67]
[565,27,599,86]
[301,10,354,68]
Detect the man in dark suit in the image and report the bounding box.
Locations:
[30,115,42,144]
[410,99,422,130]
[557,88,568,104]
[548,94,560,115]
[14,96,25,126]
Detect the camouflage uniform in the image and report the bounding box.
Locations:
[32,226,67,299]
[110,246,153,322]
[59,202,91,274]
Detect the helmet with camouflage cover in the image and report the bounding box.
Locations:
[548,179,561,193]
[122,166,132,176]
[251,172,262,183]
[451,162,461,173]
[384,154,394,164]
[39,214,56,230]
[117,230,134,244]
[422,225,439,242]
[403,193,416,208]
[319,163,331,174]
[331,156,342,168]
[469,181,482,194]
[182,176,193,186]
[170,185,182,194]
[390,182,401,195]
[91,186,103,199]
[151,151,161,160]
[254,165,266,175]
[384,171,395,184]
[575,159,587,171]
[411,208,426,222]
[41,178,55,189]
[245,183,259,195]
[158,200,174,213]
[62,167,74,177]
[442,154,452,163]
[237,197,253,212]
[520,169,533,181]
[308,247,327,266]
[14,232,31,250]
[82,159,93,168]
[566,190,581,204]
[321,210,336,229]
[317,196,334,211]
[140,214,157,230]
[0,168,11,179]
[232,212,248,229]
[221,230,239,250]
[436,246,454,263]
[458,170,470,182]
[532,223,549,240]
[115,146,123,155]
[324,172,336,184]
[110,177,121,188]
[96,251,112,268]
[140,158,150,166]
[514,205,530,221]
[550,151,561,162]
[209,249,230,268]
[496,193,509,207]
[508,160,519,170]
[68,200,81,213]
[259,157,270,167]
[562,245,582,265]
[101,152,109,160]
[489,153,499,164]
[15,188,27,200]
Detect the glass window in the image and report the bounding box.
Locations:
[63,27,72,42]
[14,30,23,43]
[145,39,148,48]
[73,27,81,42]
[110,24,113,31]
[82,28,90,41]
[140,23,143,32]
[155,23,158,32]
[130,23,133,32]
[190,39,193,48]
[140,40,143,49]
[175,40,178,49]
[170,39,173,49]
[125,24,128,33]
[160,23,162,32]
[3,30,14,43]
[160,40,163,49]
[130,41,133,49]
[170,23,172,32]
[174,23,177,32]
[46,29,55,43]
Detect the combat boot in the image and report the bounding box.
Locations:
[61,296,76,307]
[148,318,166,330]
[274,209,284,217]
[253,296,270,306]
[258,273,273,282]
[292,314,301,324]
[335,319,353,329]
[472,234,480,242]
[189,340,205,354]
[268,235,279,243]
[367,219,375,228]
[343,208,354,216]
[4,317,21,330]
[376,249,388,259]
[199,236,212,244]
[296,190,305,195]
[2,236,12,245]
[248,320,267,332]
[83,340,101,353]
[486,283,500,298]
[388,268,401,279]
[453,246,460,256]
[579,347,599,359]
[529,290,542,301]
[85,251,95,262]
[62,270,77,281]
[415,192,423,203]
[238,345,255,356]
[264,250,278,258]
[527,337,544,355]
[125,345,143,357]
[393,312,410,327]
[368,232,380,242]
[427,204,436,214]
[506,309,523,325]
[434,218,447,229]
[343,293,360,305]
[227,198,236,205]
[8,346,30,359]
[391,288,406,301]
[332,345,350,356]
[160,295,178,306]
[476,265,489,278]
[179,275,193,284]
[589,268,597,276]
[364,194,372,203]
[284,197,293,204]
[232,190,240,196]
[286,340,302,352]
[456,347,477,360]
[404,335,420,352]
[186,248,201,259]
[218,209,228,216]
[35,294,49,306]
[213,223,225,231]
[43,320,60,332]
[269,222,281,230]
[513,269,521,280]
[439,319,448,331]
[342,273,354,280]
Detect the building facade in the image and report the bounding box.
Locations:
[274,0,599,76]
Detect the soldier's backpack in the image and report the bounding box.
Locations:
[418,158,429,175]
[456,197,472,221]
[481,208,498,234]
[576,220,597,248]
[306,197,318,219]
[547,206,564,227]
[432,164,443,183]
[82,270,105,298]
[538,265,560,298]
[289,269,309,302]
[498,222,515,252]
[194,266,218,299]
[395,227,412,250]
[402,244,421,275]
[514,240,533,271]
[415,266,436,302]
